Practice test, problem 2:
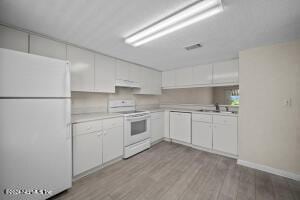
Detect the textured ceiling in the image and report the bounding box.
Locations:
[0,0,300,71]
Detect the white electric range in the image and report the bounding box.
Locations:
[109,100,151,158]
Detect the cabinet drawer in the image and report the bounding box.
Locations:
[151,112,163,120]
[103,117,123,130]
[192,113,212,123]
[213,115,237,125]
[73,120,102,135]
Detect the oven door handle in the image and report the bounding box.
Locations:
[126,115,150,122]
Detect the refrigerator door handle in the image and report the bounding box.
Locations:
[65,61,71,97]
[65,99,72,139]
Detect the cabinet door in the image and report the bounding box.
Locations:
[175,68,193,86]
[95,54,116,93]
[0,25,28,52]
[192,64,213,85]
[213,116,238,155]
[73,132,102,176]
[103,126,124,163]
[116,60,129,80]
[164,111,170,138]
[213,59,239,84]
[30,35,66,59]
[135,67,147,93]
[151,112,164,142]
[170,112,191,143]
[152,70,162,95]
[67,46,94,92]
[162,71,175,87]
[128,63,140,84]
[192,121,212,149]
[143,69,161,95]
[137,67,153,94]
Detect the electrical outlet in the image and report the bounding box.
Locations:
[284,99,289,107]
[284,98,292,107]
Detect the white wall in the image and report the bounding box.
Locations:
[72,88,160,114]
[239,39,300,176]
[159,87,214,105]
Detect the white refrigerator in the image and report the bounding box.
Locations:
[0,48,72,200]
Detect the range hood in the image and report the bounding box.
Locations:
[115,79,140,88]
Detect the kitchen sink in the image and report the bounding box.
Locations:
[196,109,237,114]
[197,109,220,113]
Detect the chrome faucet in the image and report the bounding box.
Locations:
[215,103,220,112]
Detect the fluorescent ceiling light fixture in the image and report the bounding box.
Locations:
[132,6,223,47]
[125,0,223,47]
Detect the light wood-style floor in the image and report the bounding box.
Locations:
[53,142,300,200]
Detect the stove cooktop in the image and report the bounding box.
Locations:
[118,110,146,114]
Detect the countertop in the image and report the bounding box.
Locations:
[72,106,238,123]
[72,112,123,123]
[163,108,238,116]
[147,107,238,117]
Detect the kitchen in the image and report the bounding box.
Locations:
[0,0,299,200]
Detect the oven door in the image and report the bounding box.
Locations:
[124,115,150,146]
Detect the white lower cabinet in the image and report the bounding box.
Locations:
[73,131,102,176]
[72,117,123,176]
[213,115,238,155]
[170,112,191,143]
[192,121,212,149]
[103,125,124,163]
[191,113,238,156]
[192,114,213,149]
[150,112,164,143]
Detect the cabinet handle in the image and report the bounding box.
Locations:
[97,131,102,136]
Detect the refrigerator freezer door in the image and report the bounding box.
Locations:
[0,48,70,98]
[0,99,72,200]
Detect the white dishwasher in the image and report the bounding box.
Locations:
[170,111,192,143]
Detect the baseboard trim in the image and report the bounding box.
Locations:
[192,145,238,159]
[151,138,164,145]
[237,159,300,181]
[72,156,123,182]
[169,139,238,159]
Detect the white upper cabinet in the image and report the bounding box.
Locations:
[0,25,28,52]
[136,67,150,94]
[116,60,130,81]
[95,54,116,93]
[162,70,176,87]
[175,68,194,86]
[29,35,66,60]
[128,63,140,84]
[192,64,213,85]
[213,59,239,84]
[162,59,239,89]
[115,60,141,87]
[148,69,162,95]
[67,45,94,92]
[134,67,161,95]
[153,70,162,95]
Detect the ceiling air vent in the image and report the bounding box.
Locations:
[184,43,202,51]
